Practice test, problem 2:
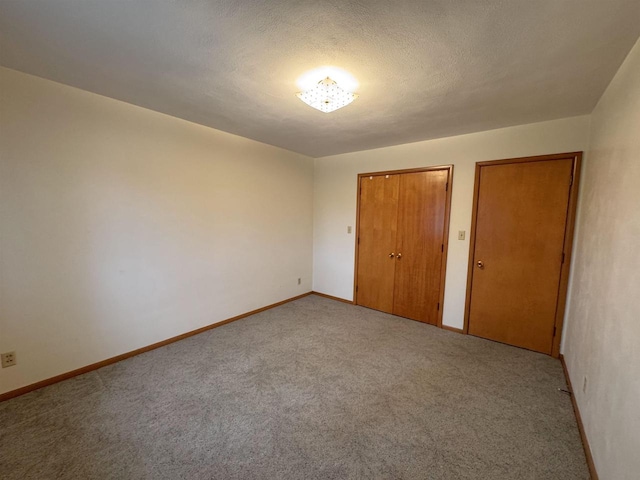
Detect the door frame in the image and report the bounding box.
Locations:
[353,165,454,328]
[463,152,582,357]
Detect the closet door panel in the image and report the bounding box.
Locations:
[393,170,448,324]
[355,175,399,313]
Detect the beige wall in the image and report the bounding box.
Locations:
[0,67,314,394]
[563,38,640,480]
[312,116,590,329]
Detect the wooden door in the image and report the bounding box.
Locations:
[467,158,574,354]
[355,174,399,313]
[393,170,449,324]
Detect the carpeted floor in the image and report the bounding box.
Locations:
[0,294,588,479]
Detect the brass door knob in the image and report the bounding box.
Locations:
[397,253,402,260]
[389,252,395,258]
[477,260,484,269]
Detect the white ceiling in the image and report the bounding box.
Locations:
[1,1,639,158]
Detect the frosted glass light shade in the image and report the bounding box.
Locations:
[296,77,358,113]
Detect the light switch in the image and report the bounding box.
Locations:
[458,230,466,240]
[347,226,352,234]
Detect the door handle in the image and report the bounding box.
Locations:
[389,252,395,258]
[477,260,484,269]
[397,253,402,260]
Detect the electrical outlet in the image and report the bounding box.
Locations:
[297,278,301,285]
[1,351,16,368]
[458,230,466,240]
[347,226,352,234]
[583,377,587,394]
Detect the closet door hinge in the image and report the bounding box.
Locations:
[553,326,557,337]
[441,244,444,252]
[561,252,565,263]
[445,182,449,191]
[437,302,440,311]
[569,174,574,186]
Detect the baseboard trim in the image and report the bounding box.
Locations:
[311,291,354,304]
[0,292,312,403]
[559,354,599,480]
[441,325,464,334]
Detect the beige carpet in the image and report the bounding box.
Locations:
[0,294,588,479]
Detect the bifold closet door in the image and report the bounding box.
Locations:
[393,170,448,324]
[355,168,450,324]
[355,174,399,313]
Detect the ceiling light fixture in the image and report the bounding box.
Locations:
[296,77,359,113]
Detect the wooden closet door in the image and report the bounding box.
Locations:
[468,159,573,354]
[355,174,399,313]
[393,170,448,324]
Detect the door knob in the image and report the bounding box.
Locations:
[389,252,395,258]
[477,260,484,269]
[397,253,402,260]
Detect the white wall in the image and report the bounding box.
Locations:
[0,67,314,394]
[563,38,640,480]
[313,116,590,329]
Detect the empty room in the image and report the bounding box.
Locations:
[1,1,638,479]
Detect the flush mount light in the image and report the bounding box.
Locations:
[296,77,359,113]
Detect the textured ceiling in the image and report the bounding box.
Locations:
[1,1,639,157]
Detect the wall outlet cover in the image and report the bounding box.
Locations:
[1,351,17,368]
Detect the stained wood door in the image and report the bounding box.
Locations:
[393,170,449,324]
[468,159,574,354]
[355,174,399,313]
